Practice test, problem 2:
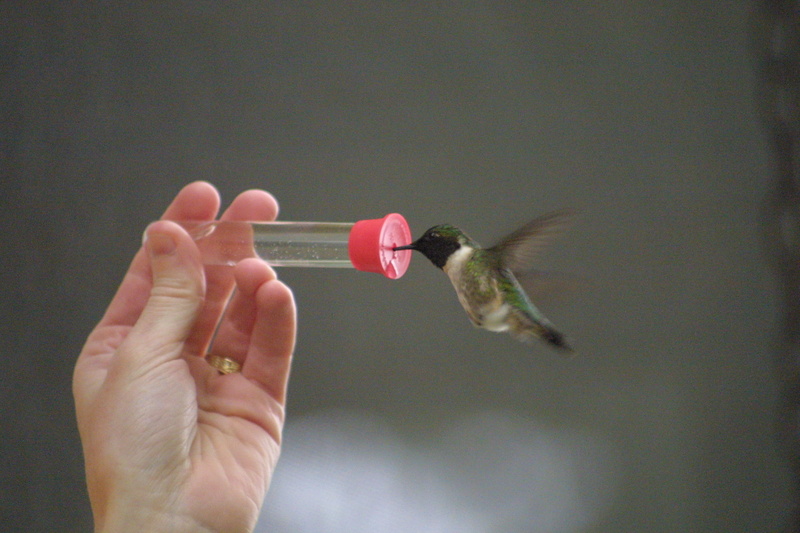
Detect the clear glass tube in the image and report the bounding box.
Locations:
[179,220,355,268]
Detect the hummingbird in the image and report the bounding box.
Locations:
[394,210,573,351]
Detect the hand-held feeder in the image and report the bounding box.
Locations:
[175,213,412,279]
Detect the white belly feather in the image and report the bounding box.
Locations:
[480,303,512,331]
[444,245,511,332]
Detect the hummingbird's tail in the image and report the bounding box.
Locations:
[540,326,572,352]
[512,318,573,353]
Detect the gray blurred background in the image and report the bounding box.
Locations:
[1,2,794,532]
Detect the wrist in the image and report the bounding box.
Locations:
[94,488,212,533]
[98,506,213,533]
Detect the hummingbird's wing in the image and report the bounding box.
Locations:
[487,209,574,273]
[516,270,587,300]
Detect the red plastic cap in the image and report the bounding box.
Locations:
[348,213,412,279]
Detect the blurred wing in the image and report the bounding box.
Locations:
[488,209,574,273]
[516,270,588,301]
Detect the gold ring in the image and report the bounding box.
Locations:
[205,354,242,374]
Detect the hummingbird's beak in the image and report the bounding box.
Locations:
[393,243,416,251]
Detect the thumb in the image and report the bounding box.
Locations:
[119,221,206,373]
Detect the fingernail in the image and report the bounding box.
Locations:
[147,231,177,256]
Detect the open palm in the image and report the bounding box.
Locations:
[74,182,296,532]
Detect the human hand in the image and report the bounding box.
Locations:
[73,182,296,532]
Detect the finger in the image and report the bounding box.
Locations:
[243,279,296,403]
[115,220,205,373]
[235,258,278,298]
[161,181,221,221]
[219,189,280,223]
[185,190,281,355]
[98,182,220,330]
[204,259,278,368]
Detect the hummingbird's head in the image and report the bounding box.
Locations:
[393,224,467,269]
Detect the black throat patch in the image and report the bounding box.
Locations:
[416,239,461,269]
